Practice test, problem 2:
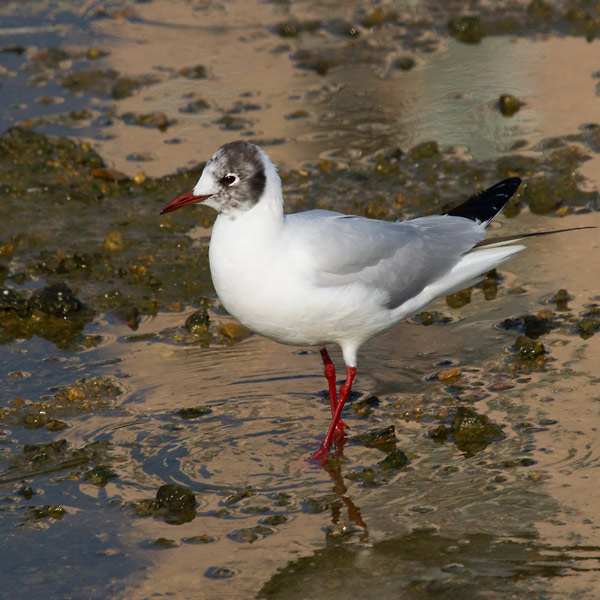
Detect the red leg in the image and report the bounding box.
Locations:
[320,348,338,415]
[311,366,356,463]
[320,348,348,436]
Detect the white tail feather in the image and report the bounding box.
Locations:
[393,245,525,320]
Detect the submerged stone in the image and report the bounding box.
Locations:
[26,505,65,521]
[446,289,471,308]
[150,537,178,548]
[351,425,397,450]
[379,448,408,469]
[499,314,553,338]
[183,535,215,544]
[499,94,522,116]
[514,335,546,363]
[185,308,209,333]
[177,406,212,419]
[0,287,29,317]
[29,283,84,318]
[409,140,439,160]
[103,230,124,252]
[228,525,274,543]
[221,322,252,341]
[450,407,504,455]
[83,465,118,486]
[205,566,236,579]
[349,394,379,417]
[551,288,570,310]
[155,484,197,513]
[393,57,416,71]
[522,179,561,215]
[179,64,207,79]
[428,424,450,443]
[448,16,484,43]
[577,317,600,339]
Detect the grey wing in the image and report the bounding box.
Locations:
[284,211,486,308]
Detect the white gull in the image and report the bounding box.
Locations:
[161,141,529,462]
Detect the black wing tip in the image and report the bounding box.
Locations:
[446,177,523,225]
[489,176,522,194]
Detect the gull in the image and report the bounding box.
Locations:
[160,141,572,462]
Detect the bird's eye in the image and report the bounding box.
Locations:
[220,174,237,186]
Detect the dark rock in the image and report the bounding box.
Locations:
[29,283,83,318]
[379,448,408,469]
[155,484,197,512]
[514,335,546,362]
[499,94,522,116]
[499,314,553,338]
[185,308,209,333]
[428,424,450,443]
[349,394,379,417]
[84,465,118,486]
[577,317,600,339]
[448,16,484,44]
[177,406,212,419]
[450,407,504,456]
[551,288,570,310]
[0,287,29,316]
[351,425,397,451]
[393,56,416,71]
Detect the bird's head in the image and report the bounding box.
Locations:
[160,141,277,218]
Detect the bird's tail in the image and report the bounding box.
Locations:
[445,177,522,227]
[474,226,596,248]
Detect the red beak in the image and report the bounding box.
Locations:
[160,191,212,215]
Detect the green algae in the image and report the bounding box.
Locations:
[0,438,115,486]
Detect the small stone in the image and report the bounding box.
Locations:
[448,16,484,44]
[228,525,274,543]
[177,406,212,419]
[183,535,215,544]
[450,407,504,456]
[155,484,197,512]
[87,48,108,60]
[84,465,118,486]
[428,425,449,443]
[438,367,461,382]
[514,335,546,362]
[393,56,415,71]
[409,141,439,160]
[45,419,67,431]
[351,425,397,450]
[446,289,471,308]
[499,94,522,116]
[180,65,207,79]
[205,566,235,579]
[103,230,124,252]
[150,537,178,548]
[18,485,35,500]
[28,283,83,318]
[577,317,599,339]
[379,448,408,469]
[185,309,209,333]
[220,322,252,341]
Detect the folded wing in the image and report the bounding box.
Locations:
[284,211,487,308]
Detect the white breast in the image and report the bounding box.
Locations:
[208,208,393,348]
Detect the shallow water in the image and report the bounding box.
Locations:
[1,1,599,599]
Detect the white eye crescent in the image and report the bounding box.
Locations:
[220,173,238,186]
